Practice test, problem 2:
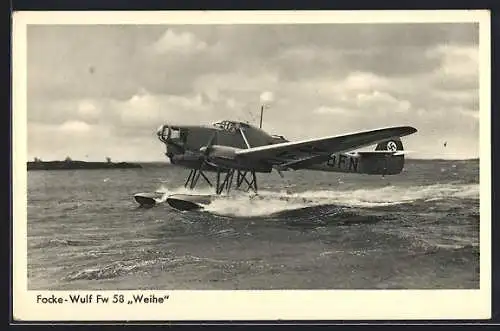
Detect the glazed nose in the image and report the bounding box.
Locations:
[156,125,164,137]
[156,125,168,142]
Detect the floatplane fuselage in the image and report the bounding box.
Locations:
[157,120,409,175]
[134,119,416,210]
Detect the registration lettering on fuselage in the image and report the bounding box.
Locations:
[326,154,359,172]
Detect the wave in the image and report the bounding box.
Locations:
[155,183,478,217]
[63,254,225,281]
[31,238,96,249]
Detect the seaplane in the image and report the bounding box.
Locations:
[134,107,417,211]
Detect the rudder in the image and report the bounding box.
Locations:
[355,137,406,175]
[375,138,404,152]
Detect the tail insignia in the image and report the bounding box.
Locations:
[386,141,398,152]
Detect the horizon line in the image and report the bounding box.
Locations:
[27,157,480,163]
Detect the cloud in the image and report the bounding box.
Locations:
[314,106,352,115]
[344,72,390,92]
[355,90,411,113]
[77,100,101,122]
[26,23,481,161]
[58,120,92,133]
[260,91,275,104]
[459,109,480,120]
[113,89,211,129]
[430,45,478,77]
[151,29,208,54]
[28,121,159,161]
[194,71,279,94]
[427,45,479,91]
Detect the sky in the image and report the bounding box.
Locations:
[27,23,480,161]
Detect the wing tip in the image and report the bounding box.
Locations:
[400,126,418,136]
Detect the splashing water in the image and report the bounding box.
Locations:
[156,183,479,217]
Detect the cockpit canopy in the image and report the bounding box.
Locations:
[156,121,288,148]
[156,124,183,143]
[212,120,250,133]
[157,121,251,143]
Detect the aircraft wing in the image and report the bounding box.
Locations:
[235,126,417,163]
[277,155,332,170]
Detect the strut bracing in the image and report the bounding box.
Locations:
[182,123,260,194]
[183,169,213,189]
[182,168,258,195]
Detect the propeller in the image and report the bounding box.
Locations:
[199,130,218,163]
[199,128,286,179]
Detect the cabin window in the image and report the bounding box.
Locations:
[170,128,180,140]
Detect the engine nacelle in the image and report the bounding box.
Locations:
[201,145,240,159]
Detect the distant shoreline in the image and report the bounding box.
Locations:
[27,160,142,171]
[26,158,478,171]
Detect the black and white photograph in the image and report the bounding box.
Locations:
[13,10,491,321]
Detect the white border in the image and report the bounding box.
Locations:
[12,10,491,321]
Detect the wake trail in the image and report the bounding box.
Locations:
[156,183,479,217]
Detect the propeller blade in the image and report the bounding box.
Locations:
[206,131,217,148]
[200,130,218,157]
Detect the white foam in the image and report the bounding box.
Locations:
[157,183,479,217]
[205,194,308,217]
[156,185,215,196]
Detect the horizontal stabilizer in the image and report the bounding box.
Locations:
[346,136,410,157]
[350,150,413,156]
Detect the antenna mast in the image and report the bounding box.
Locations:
[259,104,270,129]
[258,91,273,128]
[259,105,264,129]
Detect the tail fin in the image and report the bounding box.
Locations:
[375,138,404,152]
